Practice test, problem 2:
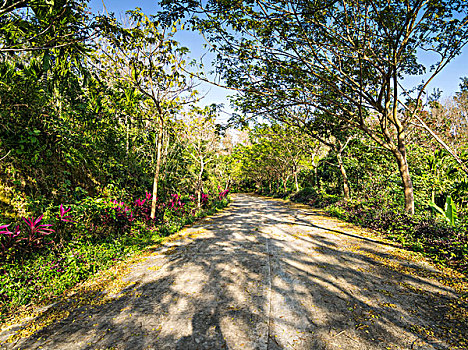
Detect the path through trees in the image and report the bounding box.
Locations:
[2,195,465,349]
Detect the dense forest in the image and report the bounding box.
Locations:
[1,0,468,322]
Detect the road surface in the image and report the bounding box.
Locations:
[1,194,466,349]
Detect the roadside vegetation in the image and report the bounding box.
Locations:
[229,123,468,275]
[0,4,231,320]
[1,0,468,326]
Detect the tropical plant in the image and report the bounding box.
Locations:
[21,215,55,249]
[429,195,459,227]
[0,224,21,255]
[58,204,74,223]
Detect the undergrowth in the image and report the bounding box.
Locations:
[290,188,468,275]
[0,191,230,322]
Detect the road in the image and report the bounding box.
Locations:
[1,194,466,349]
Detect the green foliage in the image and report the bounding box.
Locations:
[229,124,318,194]
[428,200,446,217]
[291,187,320,203]
[230,120,468,274]
[0,4,236,321]
[429,196,459,227]
[2,0,468,326]
[0,192,230,318]
[291,188,341,208]
[0,0,95,53]
[162,0,468,214]
[319,199,467,274]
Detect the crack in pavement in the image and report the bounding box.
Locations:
[265,236,273,350]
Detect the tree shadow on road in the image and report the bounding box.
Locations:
[3,194,466,350]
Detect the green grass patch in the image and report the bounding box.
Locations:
[0,196,230,323]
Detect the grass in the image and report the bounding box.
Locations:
[0,197,230,324]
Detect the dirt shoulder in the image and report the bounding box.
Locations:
[1,194,466,349]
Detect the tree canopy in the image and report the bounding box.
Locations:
[1,1,468,322]
[160,0,468,213]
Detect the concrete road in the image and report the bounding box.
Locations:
[1,194,466,350]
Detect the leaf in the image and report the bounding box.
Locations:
[428,201,447,223]
[23,217,34,229]
[444,195,458,226]
[43,53,50,71]
[428,201,445,217]
[34,214,44,226]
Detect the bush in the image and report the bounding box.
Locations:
[291,187,320,203]
[323,199,468,273]
[0,189,231,319]
[291,187,341,208]
[289,190,467,273]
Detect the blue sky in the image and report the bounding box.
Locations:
[89,0,235,123]
[89,0,468,120]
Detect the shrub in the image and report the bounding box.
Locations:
[132,192,165,225]
[292,188,341,208]
[322,199,468,273]
[0,215,55,258]
[0,188,232,319]
[218,187,230,200]
[167,193,186,216]
[291,187,319,203]
[0,224,21,257]
[201,192,209,208]
[101,200,135,234]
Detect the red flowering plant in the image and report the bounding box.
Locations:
[72,197,135,238]
[0,224,21,256]
[164,193,200,223]
[20,214,55,251]
[0,213,56,257]
[218,187,230,200]
[58,204,74,223]
[164,193,186,219]
[132,192,165,224]
[100,200,135,234]
[54,204,75,244]
[201,192,209,208]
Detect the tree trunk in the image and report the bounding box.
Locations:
[151,121,163,219]
[283,174,290,193]
[125,115,130,182]
[294,166,299,192]
[314,165,320,190]
[391,147,415,215]
[336,152,350,200]
[125,115,129,157]
[197,157,204,208]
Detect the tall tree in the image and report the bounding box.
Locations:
[96,9,196,218]
[180,105,220,207]
[161,0,468,213]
